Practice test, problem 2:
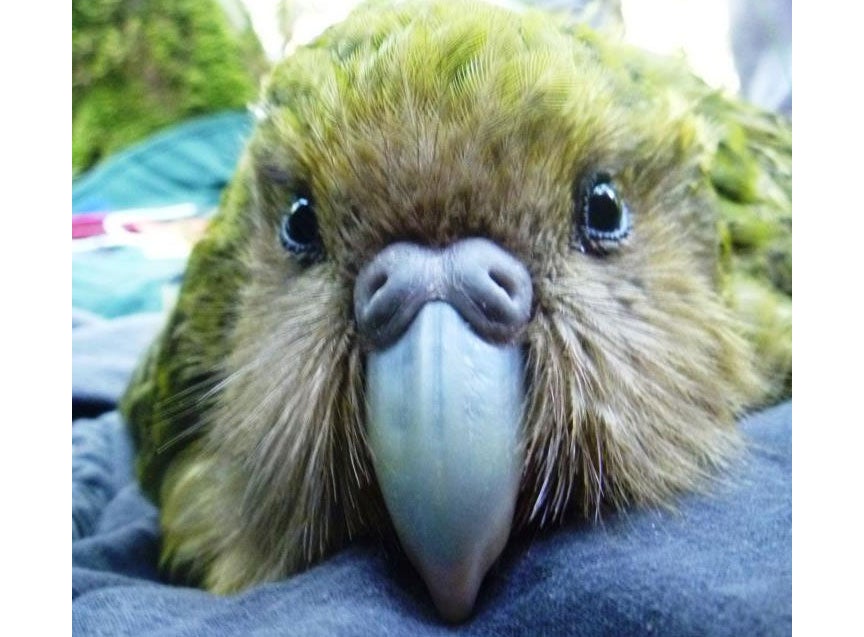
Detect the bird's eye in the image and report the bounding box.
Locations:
[574,173,631,254]
[279,195,323,263]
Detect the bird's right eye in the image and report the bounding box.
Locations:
[279,195,323,263]
[572,172,632,255]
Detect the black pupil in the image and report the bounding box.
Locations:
[287,198,318,245]
[587,183,622,232]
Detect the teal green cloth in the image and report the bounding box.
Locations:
[72,249,184,319]
[72,111,253,318]
[72,111,253,214]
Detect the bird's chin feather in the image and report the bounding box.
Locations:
[160,264,383,593]
[159,241,757,600]
[516,258,758,528]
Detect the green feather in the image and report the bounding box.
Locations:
[121,0,792,527]
[573,33,792,399]
[120,156,254,502]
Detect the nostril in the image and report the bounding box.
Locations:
[368,271,389,298]
[488,269,517,300]
[445,239,533,342]
[354,242,437,348]
[356,239,533,347]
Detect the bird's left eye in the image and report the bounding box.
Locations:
[279,195,323,263]
[574,173,631,253]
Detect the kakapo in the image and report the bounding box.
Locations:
[121,0,791,622]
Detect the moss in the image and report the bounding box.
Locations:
[73,0,268,174]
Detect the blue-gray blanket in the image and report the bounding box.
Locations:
[72,312,791,636]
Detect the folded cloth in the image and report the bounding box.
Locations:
[72,401,791,636]
[72,312,166,420]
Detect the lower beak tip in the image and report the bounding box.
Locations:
[418,560,489,623]
[428,580,482,624]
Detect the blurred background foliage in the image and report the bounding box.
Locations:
[72,0,269,174]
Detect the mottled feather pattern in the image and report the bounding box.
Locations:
[121,0,791,594]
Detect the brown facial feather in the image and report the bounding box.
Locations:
[137,1,769,595]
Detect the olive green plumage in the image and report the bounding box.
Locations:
[120,0,791,595]
[72,0,268,173]
[571,27,792,398]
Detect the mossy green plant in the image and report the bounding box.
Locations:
[72,0,268,174]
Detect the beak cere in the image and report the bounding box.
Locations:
[355,239,533,622]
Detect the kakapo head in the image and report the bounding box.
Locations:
[121,0,791,622]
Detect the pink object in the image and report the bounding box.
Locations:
[72,213,108,239]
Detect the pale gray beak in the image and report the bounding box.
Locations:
[355,239,532,622]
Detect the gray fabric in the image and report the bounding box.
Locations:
[72,315,791,636]
[72,312,166,419]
